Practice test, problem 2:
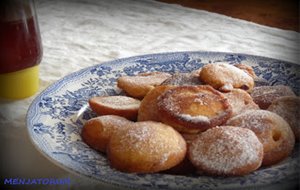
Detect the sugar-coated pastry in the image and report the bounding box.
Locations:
[223,89,259,117]
[89,96,140,120]
[250,85,296,109]
[226,110,295,166]
[199,63,254,92]
[117,72,171,99]
[188,126,263,176]
[107,121,187,173]
[81,115,132,152]
[268,96,300,141]
[138,85,174,122]
[161,72,202,86]
[81,69,297,177]
[157,85,232,133]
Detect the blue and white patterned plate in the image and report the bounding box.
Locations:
[27,51,299,190]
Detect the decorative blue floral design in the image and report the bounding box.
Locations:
[27,51,299,190]
[254,60,300,94]
[223,54,247,64]
[33,123,55,139]
[90,65,112,76]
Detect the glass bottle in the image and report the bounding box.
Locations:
[0,0,42,99]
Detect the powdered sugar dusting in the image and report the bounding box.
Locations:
[96,115,129,124]
[126,123,151,141]
[157,87,218,124]
[98,96,140,109]
[91,115,130,132]
[202,63,253,91]
[223,89,259,116]
[120,72,171,86]
[226,109,295,166]
[118,122,184,164]
[190,126,262,174]
[226,110,273,134]
[194,94,208,105]
[215,63,252,85]
[158,90,181,114]
[250,85,296,109]
[157,86,234,133]
[180,114,210,124]
[161,72,202,86]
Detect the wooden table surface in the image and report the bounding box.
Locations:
[157,0,299,32]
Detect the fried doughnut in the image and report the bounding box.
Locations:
[250,85,296,109]
[81,115,132,152]
[137,85,174,122]
[161,72,202,86]
[188,126,263,176]
[117,72,171,99]
[226,110,295,166]
[199,63,254,92]
[223,89,259,117]
[268,96,300,141]
[157,85,232,133]
[107,121,187,173]
[89,96,140,120]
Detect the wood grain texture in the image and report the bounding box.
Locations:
[157,0,299,32]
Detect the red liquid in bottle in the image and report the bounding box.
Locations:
[0,16,42,74]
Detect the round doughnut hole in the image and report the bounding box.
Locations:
[241,85,249,91]
[272,130,281,142]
